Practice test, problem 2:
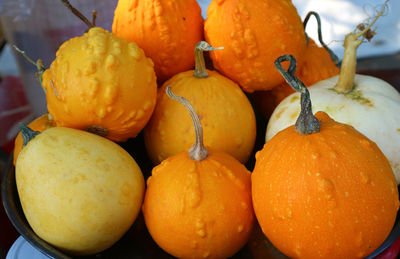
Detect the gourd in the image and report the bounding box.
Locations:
[13,113,55,165]
[252,55,399,258]
[42,2,157,142]
[142,87,254,259]
[204,0,307,92]
[144,41,256,164]
[252,12,339,118]
[112,0,204,83]
[15,126,145,255]
[266,3,400,183]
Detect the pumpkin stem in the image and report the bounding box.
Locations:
[166,86,209,161]
[19,123,40,146]
[91,10,98,27]
[303,11,339,66]
[60,0,95,29]
[334,0,388,93]
[274,55,320,135]
[193,41,223,78]
[12,45,46,90]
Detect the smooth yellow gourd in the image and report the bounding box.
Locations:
[16,126,145,255]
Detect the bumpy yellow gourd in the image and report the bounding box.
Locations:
[16,126,145,255]
[42,27,157,142]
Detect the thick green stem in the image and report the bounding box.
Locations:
[334,1,388,93]
[303,11,339,66]
[274,55,320,135]
[193,41,223,78]
[20,124,40,146]
[60,0,94,29]
[166,86,208,161]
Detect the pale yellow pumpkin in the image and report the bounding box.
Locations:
[16,126,145,255]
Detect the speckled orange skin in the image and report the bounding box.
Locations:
[252,111,399,259]
[13,114,55,165]
[252,38,340,118]
[144,70,256,164]
[42,27,157,142]
[112,0,204,83]
[204,0,306,92]
[142,151,255,259]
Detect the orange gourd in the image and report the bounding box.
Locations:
[204,0,307,92]
[112,0,204,83]
[144,41,256,164]
[252,12,340,118]
[13,114,55,165]
[252,55,399,258]
[142,87,254,259]
[42,26,157,142]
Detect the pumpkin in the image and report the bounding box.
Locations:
[42,26,157,142]
[252,55,399,258]
[15,125,145,255]
[204,0,307,92]
[144,41,256,164]
[13,113,55,165]
[252,11,339,118]
[142,87,254,259]
[266,5,400,183]
[112,0,204,83]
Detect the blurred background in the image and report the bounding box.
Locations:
[0,0,399,258]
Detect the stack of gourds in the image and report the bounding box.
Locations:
[13,0,400,258]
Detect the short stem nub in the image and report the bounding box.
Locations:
[274,55,320,135]
[193,41,223,78]
[19,123,40,146]
[166,86,209,161]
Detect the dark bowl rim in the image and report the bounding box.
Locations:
[1,157,71,259]
[2,156,400,259]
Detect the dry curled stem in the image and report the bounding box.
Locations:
[334,0,389,93]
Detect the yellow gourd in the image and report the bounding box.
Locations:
[144,41,256,164]
[16,126,145,255]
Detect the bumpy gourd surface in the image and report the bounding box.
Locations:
[142,151,254,259]
[112,0,204,82]
[144,70,256,164]
[16,127,145,255]
[267,75,400,183]
[254,111,399,259]
[42,27,157,142]
[205,0,306,92]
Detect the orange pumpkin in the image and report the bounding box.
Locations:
[144,41,256,165]
[252,12,339,118]
[13,114,55,165]
[252,55,399,259]
[112,0,204,82]
[42,27,157,142]
[142,87,254,259]
[204,0,306,92]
